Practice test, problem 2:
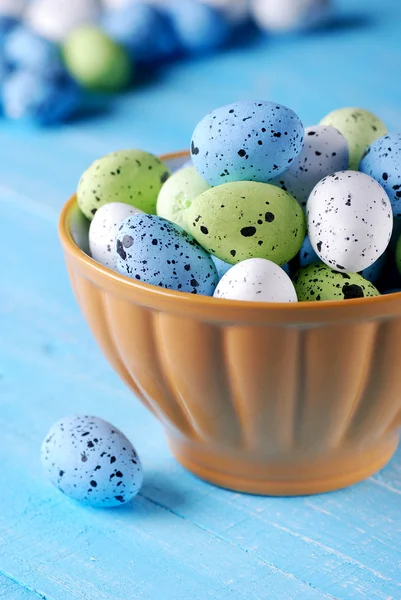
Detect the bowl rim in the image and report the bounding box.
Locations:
[58,150,401,325]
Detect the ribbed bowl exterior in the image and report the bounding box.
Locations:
[59,154,401,496]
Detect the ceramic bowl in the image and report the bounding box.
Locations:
[59,151,401,496]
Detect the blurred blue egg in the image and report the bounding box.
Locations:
[2,69,81,125]
[165,0,231,55]
[360,133,401,219]
[115,213,219,295]
[3,25,64,76]
[101,2,179,63]
[0,15,17,44]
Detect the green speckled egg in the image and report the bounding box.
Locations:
[77,150,171,220]
[293,263,380,301]
[320,107,388,170]
[156,166,210,230]
[185,181,306,265]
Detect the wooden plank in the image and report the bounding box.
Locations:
[0,574,47,600]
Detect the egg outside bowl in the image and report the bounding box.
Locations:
[59,151,401,497]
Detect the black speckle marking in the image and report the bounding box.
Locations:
[265,212,275,223]
[116,239,126,261]
[316,241,322,252]
[343,284,364,299]
[123,235,134,248]
[241,226,257,237]
[191,141,199,155]
[200,225,209,235]
[230,250,236,257]
[238,149,246,157]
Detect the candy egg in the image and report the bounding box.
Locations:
[211,255,231,279]
[4,25,64,77]
[1,69,81,125]
[307,171,392,273]
[270,125,349,209]
[26,0,101,43]
[190,100,304,186]
[185,181,306,265]
[77,150,171,220]
[360,133,401,219]
[63,26,132,91]
[293,263,380,302]
[299,234,386,284]
[396,234,401,275]
[41,415,143,507]
[101,2,179,63]
[89,202,143,269]
[0,0,28,17]
[156,166,210,230]
[115,214,219,295]
[251,0,331,33]
[319,107,388,170]
[198,0,249,24]
[165,0,231,54]
[214,258,298,302]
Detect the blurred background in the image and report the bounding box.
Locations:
[0,0,400,209]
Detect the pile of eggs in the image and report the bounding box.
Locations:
[76,101,401,304]
[0,0,332,125]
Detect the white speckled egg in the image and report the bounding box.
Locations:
[89,202,143,269]
[271,125,349,209]
[307,171,393,273]
[213,258,298,302]
[41,415,143,507]
[26,0,101,42]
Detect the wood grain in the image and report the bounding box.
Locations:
[1,0,401,597]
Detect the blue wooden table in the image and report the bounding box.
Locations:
[1,1,401,598]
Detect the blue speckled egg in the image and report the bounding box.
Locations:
[165,0,231,54]
[360,133,401,219]
[190,100,304,186]
[41,415,143,508]
[101,2,179,63]
[4,25,64,76]
[115,213,219,295]
[211,255,232,279]
[1,69,81,125]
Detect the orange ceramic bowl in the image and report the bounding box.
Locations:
[59,151,401,496]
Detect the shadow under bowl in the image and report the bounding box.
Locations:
[58,151,401,496]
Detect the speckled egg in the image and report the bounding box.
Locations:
[293,263,380,302]
[251,0,332,33]
[307,171,393,273]
[77,150,171,221]
[185,181,306,265]
[360,133,401,219]
[156,166,210,230]
[214,258,298,302]
[89,202,143,269]
[319,107,388,170]
[41,415,143,507]
[190,100,304,186]
[26,0,101,42]
[396,234,401,275]
[270,125,349,209]
[299,233,386,284]
[211,255,232,279]
[115,213,218,294]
